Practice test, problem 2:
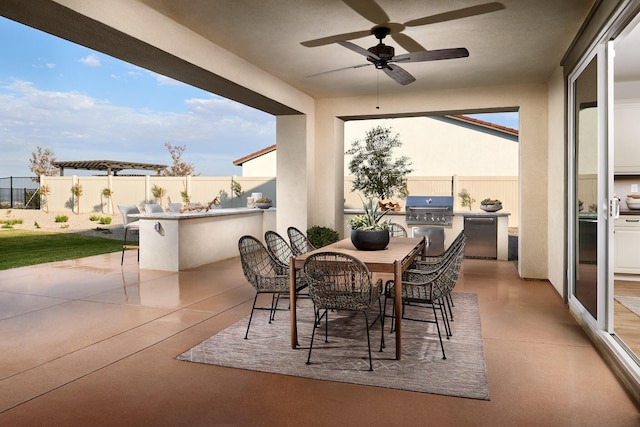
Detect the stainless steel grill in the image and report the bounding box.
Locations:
[405,195,454,226]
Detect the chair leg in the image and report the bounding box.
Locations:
[363,311,373,371]
[121,227,128,265]
[244,293,259,339]
[431,303,447,360]
[378,297,385,351]
[306,307,319,365]
[446,293,454,321]
[440,300,452,338]
[324,309,329,343]
[268,293,278,323]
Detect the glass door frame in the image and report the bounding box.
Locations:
[567,45,609,331]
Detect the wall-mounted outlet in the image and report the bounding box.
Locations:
[632,184,639,193]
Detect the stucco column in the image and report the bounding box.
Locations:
[276,115,309,235]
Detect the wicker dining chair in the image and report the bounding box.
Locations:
[411,231,466,321]
[118,205,140,265]
[384,237,466,360]
[303,252,384,371]
[238,235,307,339]
[388,223,408,238]
[287,226,316,256]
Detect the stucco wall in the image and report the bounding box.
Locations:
[344,117,519,176]
[548,66,568,297]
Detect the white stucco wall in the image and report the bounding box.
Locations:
[548,66,568,297]
[344,117,519,176]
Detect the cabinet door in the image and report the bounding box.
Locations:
[614,228,640,273]
[614,102,640,173]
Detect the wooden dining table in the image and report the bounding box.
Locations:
[289,236,426,360]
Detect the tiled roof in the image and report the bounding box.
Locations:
[232,144,276,166]
[448,114,519,136]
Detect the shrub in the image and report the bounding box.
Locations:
[90,215,100,221]
[0,219,23,226]
[55,215,69,223]
[307,226,340,248]
[99,217,112,225]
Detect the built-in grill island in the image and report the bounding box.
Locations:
[405,195,454,256]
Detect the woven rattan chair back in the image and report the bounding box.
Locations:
[304,252,380,311]
[238,235,281,290]
[287,226,316,256]
[264,231,294,275]
[389,223,408,238]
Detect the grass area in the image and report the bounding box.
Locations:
[0,229,128,270]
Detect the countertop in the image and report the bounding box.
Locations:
[345,209,510,217]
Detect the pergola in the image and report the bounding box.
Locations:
[52,160,167,176]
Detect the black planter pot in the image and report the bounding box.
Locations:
[350,229,390,251]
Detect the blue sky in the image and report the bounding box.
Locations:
[0,17,517,178]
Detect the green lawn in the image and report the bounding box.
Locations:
[0,229,127,270]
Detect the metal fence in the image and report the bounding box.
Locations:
[0,177,40,209]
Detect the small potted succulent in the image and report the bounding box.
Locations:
[480,198,503,212]
[255,197,272,209]
[347,198,391,250]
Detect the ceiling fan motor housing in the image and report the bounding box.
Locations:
[368,43,395,67]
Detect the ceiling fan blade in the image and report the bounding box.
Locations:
[301,29,372,47]
[392,48,469,63]
[343,0,389,25]
[383,64,416,85]
[391,33,426,53]
[404,2,505,27]
[306,63,372,78]
[337,40,380,60]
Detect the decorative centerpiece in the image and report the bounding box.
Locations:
[255,197,272,209]
[347,198,391,251]
[480,198,503,212]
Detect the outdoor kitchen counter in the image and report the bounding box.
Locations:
[129,208,275,271]
[345,209,510,260]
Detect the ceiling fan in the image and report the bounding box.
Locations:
[302,0,505,85]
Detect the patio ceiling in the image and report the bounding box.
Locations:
[135,0,596,98]
[1,0,599,108]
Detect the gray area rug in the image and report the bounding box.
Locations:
[615,295,640,317]
[177,293,489,400]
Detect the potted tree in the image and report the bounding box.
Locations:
[347,198,391,250]
[346,125,413,206]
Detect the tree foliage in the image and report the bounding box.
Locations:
[29,146,59,177]
[161,142,197,176]
[345,125,413,200]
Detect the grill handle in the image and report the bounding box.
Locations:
[406,206,451,211]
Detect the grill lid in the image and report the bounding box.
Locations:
[405,196,454,208]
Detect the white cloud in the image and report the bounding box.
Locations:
[78,54,101,67]
[0,80,275,177]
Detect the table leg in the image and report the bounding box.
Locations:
[394,259,402,360]
[290,257,298,348]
